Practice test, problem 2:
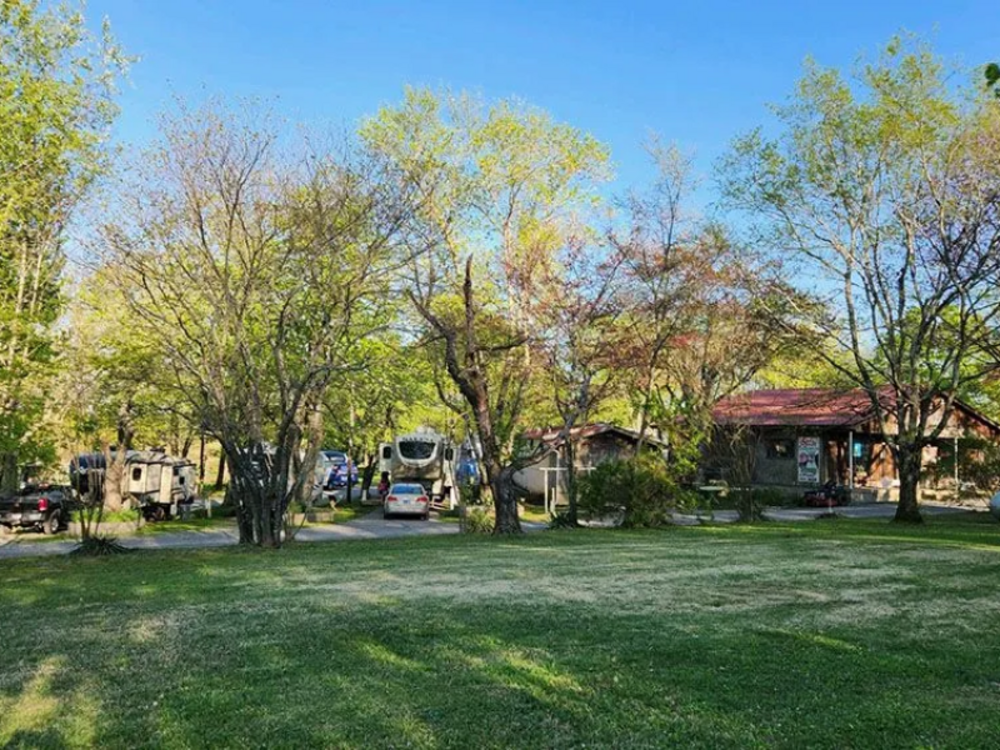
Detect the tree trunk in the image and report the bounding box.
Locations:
[0,452,18,494]
[226,442,286,546]
[101,440,126,512]
[360,452,377,498]
[214,443,227,490]
[894,445,923,523]
[492,465,522,534]
[297,401,323,506]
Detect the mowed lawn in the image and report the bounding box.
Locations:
[2,519,1000,748]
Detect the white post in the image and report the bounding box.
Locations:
[848,430,854,489]
[954,436,960,504]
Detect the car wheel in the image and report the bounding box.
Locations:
[43,513,60,535]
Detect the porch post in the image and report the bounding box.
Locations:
[954,436,959,504]
[848,430,854,489]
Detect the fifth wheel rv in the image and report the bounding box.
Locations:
[378,428,458,508]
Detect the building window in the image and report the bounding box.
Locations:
[765,439,795,459]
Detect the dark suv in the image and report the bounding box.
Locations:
[0,485,71,535]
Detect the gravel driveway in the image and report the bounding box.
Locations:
[0,509,461,560]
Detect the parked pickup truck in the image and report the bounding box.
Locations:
[0,485,71,535]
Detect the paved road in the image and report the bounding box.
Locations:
[669,501,971,525]
[0,509,467,560]
[0,502,978,560]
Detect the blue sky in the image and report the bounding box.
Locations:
[88,1,995,201]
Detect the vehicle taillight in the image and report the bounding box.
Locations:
[37,497,49,512]
[417,496,428,504]
[386,495,396,502]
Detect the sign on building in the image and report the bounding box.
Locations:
[797,437,821,484]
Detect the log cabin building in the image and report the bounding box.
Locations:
[707,388,1000,499]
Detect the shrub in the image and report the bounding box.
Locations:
[70,536,131,556]
[459,482,484,506]
[461,506,494,534]
[548,512,578,530]
[579,455,693,528]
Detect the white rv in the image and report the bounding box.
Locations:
[125,451,197,520]
[378,428,458,508]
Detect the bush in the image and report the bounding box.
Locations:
[70,536,131,556]
[461,506,494,534]
[459,482,484,506]
[548,512,578,530]
[579,455,694,528]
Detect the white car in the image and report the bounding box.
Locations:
[383,483,431,520]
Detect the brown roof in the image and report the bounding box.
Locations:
[713,388,888,428]
[522,423,666,447]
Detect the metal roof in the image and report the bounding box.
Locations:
[522,423,667,447]
[713,387,1000,434]
[713,388,890,428]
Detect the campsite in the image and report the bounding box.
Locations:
[3,1,1000,747]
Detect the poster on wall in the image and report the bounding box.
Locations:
[797,437,821,484]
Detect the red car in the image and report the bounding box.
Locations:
[802,482,851,507]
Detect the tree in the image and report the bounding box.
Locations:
[99,102,414,545]
[723,38,1000,522]
[0,0,127,490]
[612,141,702,448]
[362,89,610,533]
[613,145,803,463]
[536,233,628,524]
[56,268,198,510]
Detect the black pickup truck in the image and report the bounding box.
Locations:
[0,485,71,535]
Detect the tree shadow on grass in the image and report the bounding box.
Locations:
[2,531,1000,747]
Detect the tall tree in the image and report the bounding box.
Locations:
[0,0,127,490]
[100,102,414,545]
[537,233,628,524]
[362,88,610,533]
[613,155,799,456]
[723,38,1000,522]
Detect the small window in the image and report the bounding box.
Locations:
[131,467,142,481]
[765,439,795,460]
[381,446,392,460]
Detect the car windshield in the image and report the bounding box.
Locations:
[391,484,424,495]
[398,440,435,460]
[322,451,347,465]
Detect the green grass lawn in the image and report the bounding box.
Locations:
[2,517,999,748]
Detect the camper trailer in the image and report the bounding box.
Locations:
[378,428,458,508]
[68,449,197,520]
[125,451,197,520]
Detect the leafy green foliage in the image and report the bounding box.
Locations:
[69,535,131,556]
[460,506,495,534]
[985,62,1000,97]
[579,454,697,527]
[0,1,128,488]
[722,35,1000,522]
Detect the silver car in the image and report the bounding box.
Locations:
[383,483,430,520]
